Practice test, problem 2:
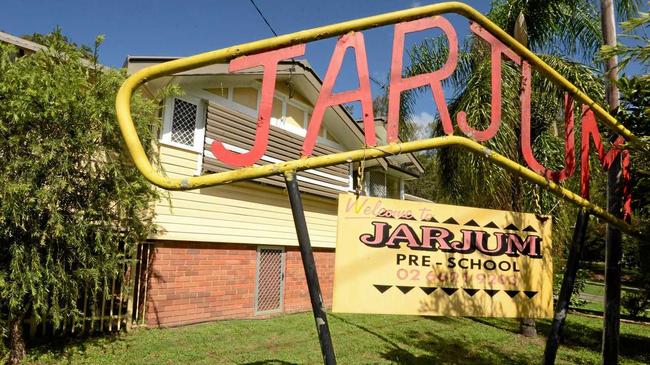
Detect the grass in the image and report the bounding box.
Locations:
[25,312,650,365]
[576,281,648,317]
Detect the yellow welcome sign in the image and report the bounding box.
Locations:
[332,194,553,318]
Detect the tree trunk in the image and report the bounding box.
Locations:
[600,1,622,364]
[520,317,537,337]
[513,10,537,339]
[7,313,26,365]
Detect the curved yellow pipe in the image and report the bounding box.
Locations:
[115,2,639,233]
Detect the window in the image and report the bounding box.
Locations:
[161,96,206,152]
[365,170,403,199]
[201,83,340,145]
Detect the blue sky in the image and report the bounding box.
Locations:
[0,0,490,127]
[0,1,644,130]
[0,1,489,68]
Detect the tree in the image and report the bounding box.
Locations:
[603,8,650,319]
[404,0,640,336]
[0,31,161,364]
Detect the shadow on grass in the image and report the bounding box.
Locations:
[381,328,537,365]
[332,314,534,364]
[470,316,650,364]
[240,360,299,365]
[556,320,650,362]
[27,333,122,363]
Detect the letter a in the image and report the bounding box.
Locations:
[211,44,306,167]
[302,32,376,157]
[387,16,458,142]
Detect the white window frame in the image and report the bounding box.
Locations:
[160,95,206,153]
[364,169,404,199]
[190,81,343,149]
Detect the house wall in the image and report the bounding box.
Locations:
[144,241,335,327]
[153,144,338,248]
[145,78,359,327]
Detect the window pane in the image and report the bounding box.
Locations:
[272,97,283,119]
[285,103,304,128]
[171,98,198,147]
[386,175,401,199]
[204,87,228,98]
[367,170,386,198]
[232,87,258,110]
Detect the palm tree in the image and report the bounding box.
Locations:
[402,0,641,337]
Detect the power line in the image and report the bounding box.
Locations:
[249,0,278,37]
[369,75,386,89]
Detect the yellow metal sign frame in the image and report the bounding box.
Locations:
[115,1,641,233]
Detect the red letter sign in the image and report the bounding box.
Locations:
[302,32,376,157]
[211,45,306,167]
[456,23,521,141]
[387,16,458,143]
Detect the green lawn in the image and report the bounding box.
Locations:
[24,312,650,365]
[577,281,648,317]
[582,282,606,297]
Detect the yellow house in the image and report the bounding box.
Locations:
[125,56,423,327]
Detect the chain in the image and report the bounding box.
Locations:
[534,185,542,214]
[355,148,367,197]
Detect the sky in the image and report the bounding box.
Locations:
[0,1,644,131]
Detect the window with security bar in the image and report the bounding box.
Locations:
[160,96,205,152]
[171,98,197,146]
[365,169,403,199]
[254,247,285,314]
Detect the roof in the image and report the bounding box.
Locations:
[0,31,46,52]
[0,30,107,70]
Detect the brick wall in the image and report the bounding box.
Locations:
[145,241,335,327]
[283,247,335,313]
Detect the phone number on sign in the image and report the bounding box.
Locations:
[396,268,518,285]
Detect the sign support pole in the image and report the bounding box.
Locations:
[284,171,337,365]
[543,209,589,364]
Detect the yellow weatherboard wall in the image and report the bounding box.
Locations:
[153,144,338,247]
[333,194,553,318]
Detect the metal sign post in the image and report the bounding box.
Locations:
[284,171,336,365]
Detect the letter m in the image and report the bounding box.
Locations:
[580,107,632,220]
[503,234,542,258]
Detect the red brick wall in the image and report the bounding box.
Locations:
[283,247,335,312]
[145,241,335,327]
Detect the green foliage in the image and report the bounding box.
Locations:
[0,30,161,344]
[622,291,650,317]
[404,1,607,253]
[553,268,589,308]
[601,6,649,70]
[597,4,650,320]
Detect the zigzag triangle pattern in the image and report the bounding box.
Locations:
[373,285,392,293]
[484,221,499,229]
[442,217,459,225]
[371,286,539,301]
[420,287,437,295]
[397,286,414,294]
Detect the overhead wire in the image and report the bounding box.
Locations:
[249,0,279,37]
